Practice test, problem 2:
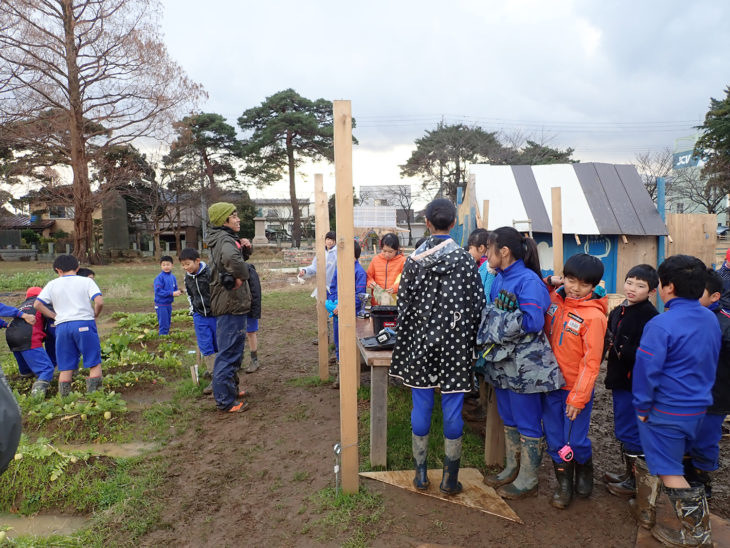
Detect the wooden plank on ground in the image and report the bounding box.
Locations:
[360,468,523,524]
[333,99,359,494]
[314,174,330,381]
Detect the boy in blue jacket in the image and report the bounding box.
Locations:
[631,255,720,547]
[154,255,182,335]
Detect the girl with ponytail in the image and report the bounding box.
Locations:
[477,226,564,499]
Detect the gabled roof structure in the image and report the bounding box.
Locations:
[468,163,667,236]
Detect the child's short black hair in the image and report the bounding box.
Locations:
[705,267,723,296]
[425,198,456,230]
[325,231,336,240]
[467,228,489,249]
[160,255,174,264]
[563,253,604,287]
[625,264,659,291]
[354,239,362,260]
[380,233,400,251]
[53,254,79,272]
[657,254,706,299]
[77,267,95,278]
[179,248,200,261]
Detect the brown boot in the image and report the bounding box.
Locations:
[629,457,661,529]
[651,485,712,547]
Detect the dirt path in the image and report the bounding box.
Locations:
[138,288,729,547]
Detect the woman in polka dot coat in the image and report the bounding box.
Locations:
[390,199,485,496]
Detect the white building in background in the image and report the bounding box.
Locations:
[358,184,426,247]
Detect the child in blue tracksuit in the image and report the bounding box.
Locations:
[327,240,367,388]
[685,269,730,500]
[1,300,37,377]
[477,226,564,500]
[179,248,217,385]
[154,255,181,335]
[631,255,720,546]
[5,287,55,398]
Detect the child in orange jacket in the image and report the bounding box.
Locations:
[366,233,406,306]
[543,253,608,510]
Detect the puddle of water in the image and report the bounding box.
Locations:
[0,513,88,539]
[57,441,157,458]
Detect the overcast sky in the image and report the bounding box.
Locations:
[160,0,730,200]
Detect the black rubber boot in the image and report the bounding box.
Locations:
[31,380,50,399]
[574,457,594,498]
[684,462,713,500]
[412,433,430,490]
[651,484,712,547]
[439,436,463,495]
[58,380,72,397]
[603,445,633,484]
[607,469,636,498]
[629,457,661,529]
[551,460,574,509]
[483,426,520,488]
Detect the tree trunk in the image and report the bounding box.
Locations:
[62,1,97,264]
[201,150,218,201]
[286,130,301,247]
[153,224,161,262]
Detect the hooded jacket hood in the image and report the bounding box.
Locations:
[411,236,463,276]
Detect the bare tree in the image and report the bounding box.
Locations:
[0,0,205,262]
[671,167,726,215]
[633,147,674,202]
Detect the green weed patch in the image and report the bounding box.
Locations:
[0,271,54,291]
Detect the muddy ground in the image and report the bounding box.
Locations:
[136,276,729,548]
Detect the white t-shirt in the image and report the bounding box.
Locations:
[37,275,102,325]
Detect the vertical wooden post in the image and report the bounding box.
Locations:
[551,187,563,276]
[477,199,505,466]
[314,174,330,381]
[333,100,359,494]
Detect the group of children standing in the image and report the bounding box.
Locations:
[387,197,724,547]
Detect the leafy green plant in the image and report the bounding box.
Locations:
[16,390,128,425]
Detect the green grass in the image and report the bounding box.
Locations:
[301,486,387,547]
[287,375,330,388]
[359,384,486,472]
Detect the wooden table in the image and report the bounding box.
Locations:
[356,318,391,467]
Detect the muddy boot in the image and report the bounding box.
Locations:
[58,380,72,397]
[31,380,50,399]
[603,445,633,484]
[629,457,661,529]
[651,485,712,547]
[245,351,259,374]
[412,433,430,490]
[483,426,521,488]
[498,435,543,500]
[86,375,103,394]
[439,436,463,495]
[575,457,594,498]
[684,460,713,500]
[551,460,575,509]
[607,453,639,498]
[203,353,216,379]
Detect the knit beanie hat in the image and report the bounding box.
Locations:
[208,202,236,227]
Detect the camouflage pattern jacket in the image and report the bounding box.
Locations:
[477,304,565,393]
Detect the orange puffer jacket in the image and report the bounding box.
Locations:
[544,285,608,409]
[366,253,406,305]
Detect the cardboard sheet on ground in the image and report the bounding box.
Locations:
[635,492,730,547]
[360,468,523,524]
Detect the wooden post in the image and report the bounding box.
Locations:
[333,100,359,494]
[551,187,563,276]
[476,199,505,466]
[314,174,330,381]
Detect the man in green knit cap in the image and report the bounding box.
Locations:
[205,202,251,413]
